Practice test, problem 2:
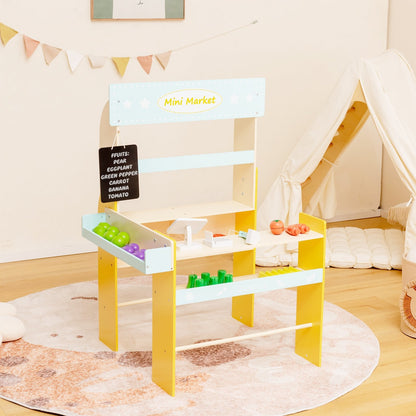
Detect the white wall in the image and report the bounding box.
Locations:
[0,0,388,262]
[382,0,413,209]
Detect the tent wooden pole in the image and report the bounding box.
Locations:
[302,83,370,210]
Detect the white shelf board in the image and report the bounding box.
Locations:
[174,229,323,261]
[176,268,323,306]
[122,200,254,224]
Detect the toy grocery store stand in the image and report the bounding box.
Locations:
[82,78,326,396]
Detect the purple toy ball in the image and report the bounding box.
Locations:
[130,243,139,251]
[123,245,135,254]
[133,249,146,260]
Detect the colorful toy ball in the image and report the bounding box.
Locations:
[123,244,135,253]
[107,226,119,235]
[133,249,145,260]
[270,220,285,235]
[103,230,118,241]
[130,243,139,251]
[93,222,110,237]
[112,232,130,247]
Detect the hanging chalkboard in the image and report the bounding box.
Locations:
[99,145,139,203]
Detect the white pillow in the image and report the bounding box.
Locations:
[0,315,25,342]
[0,302,17,316]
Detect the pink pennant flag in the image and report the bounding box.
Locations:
[155,51,171,70]
[23,35,40,58]
[137,55,153,75]
[42,44,61,65]
[66,50,84,72]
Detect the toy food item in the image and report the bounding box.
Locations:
[270,220,285,235]
[134,249,146,260]
[187,274,198,288]
[112,232,130,247]
[225,273,233,283]
[107,226,119,235]
[285,223,310,236]
[123,244,136,253]
[93,222,110,236]
[103,230,118,241]
[286,224,300,236]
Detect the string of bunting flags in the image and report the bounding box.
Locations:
[0,20,257,77]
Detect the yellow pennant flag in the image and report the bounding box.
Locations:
[155,51,172,70]
[0,23,18,46]
[112,57,130,76]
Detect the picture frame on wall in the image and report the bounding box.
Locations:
[91,0,184,20]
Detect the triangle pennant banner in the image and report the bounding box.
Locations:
[66,50,84,72]
[42,44,61,65]
[155,51,171,70]
[137,55,153,75]
[112,57,130,77]
[0,23,18,46]
[88,55,106,69]
[23,35,40,58]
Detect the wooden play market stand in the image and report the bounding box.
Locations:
[82,78,326,396]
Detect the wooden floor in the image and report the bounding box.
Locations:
[0,218,415,416]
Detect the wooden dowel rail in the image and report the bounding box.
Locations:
[118,298,152,307]
[175,322,313,352]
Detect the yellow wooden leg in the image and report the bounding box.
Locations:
[232,210,256,326]
[295,213,326,366]
[98,247,118,351]
[152,254,176,396]
[232,250,255,326]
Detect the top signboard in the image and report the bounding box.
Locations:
[109,78,265,126]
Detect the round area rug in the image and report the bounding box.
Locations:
[1,275,379,416]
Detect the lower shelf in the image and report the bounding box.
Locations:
[175,268,323,306]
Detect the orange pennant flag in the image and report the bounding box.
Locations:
[23,35,40,58]
[155,51,171,70]
[112,57,130,77]
[0,23,18,46]
[137,55,153,75]
[42,44,61,65]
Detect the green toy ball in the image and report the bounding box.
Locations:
[112,232,130,247]
[103,230,118,241]
[107,226,119,235]
[118,232,130,245]
[93,225,107,237]
[98,222,110,230]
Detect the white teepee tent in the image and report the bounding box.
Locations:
[257,49,416,264]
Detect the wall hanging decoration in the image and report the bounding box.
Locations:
[91,0,184,20]
[0,20,257,76]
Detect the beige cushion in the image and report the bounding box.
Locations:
[0,302,17,316]
[0,315,25,342]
